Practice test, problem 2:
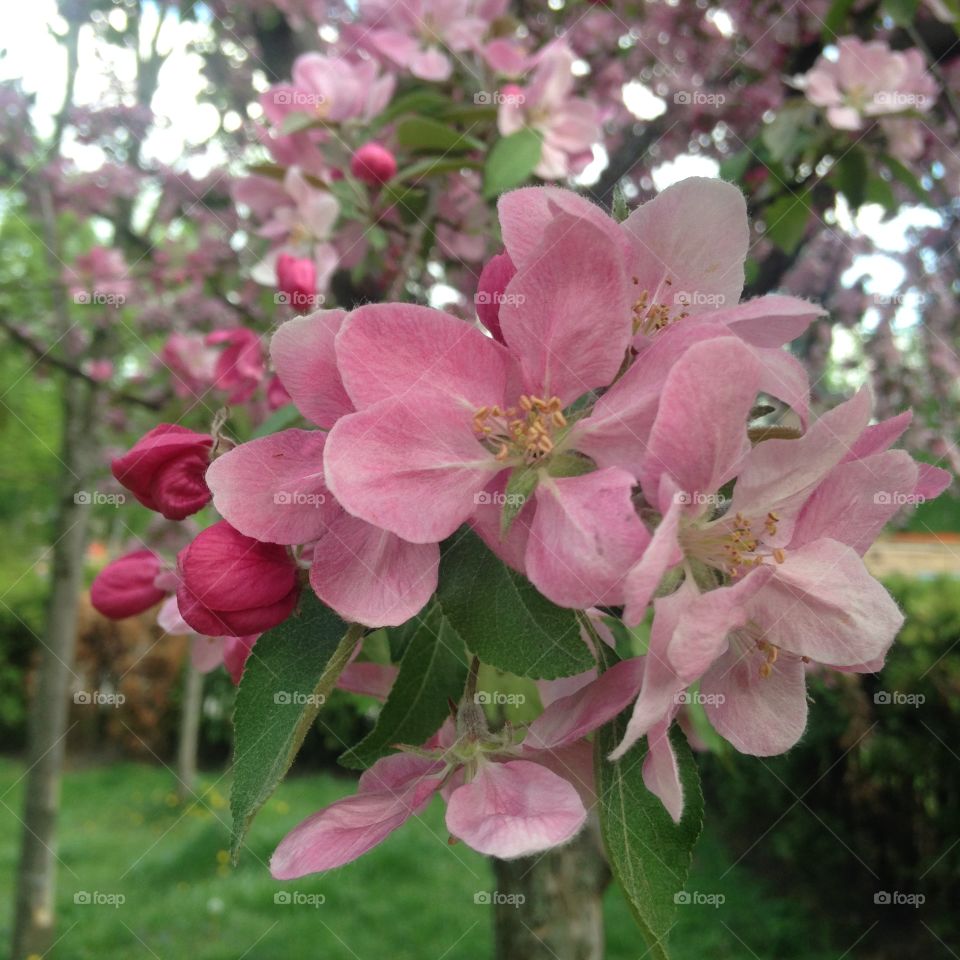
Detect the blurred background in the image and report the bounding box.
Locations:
[1,0,959,957]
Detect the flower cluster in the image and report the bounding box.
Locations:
[92,176,949,874]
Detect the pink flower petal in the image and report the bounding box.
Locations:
[335,303,512,410]
[749,538,904,666]
[623,487,683,626]
[642,720,684,823]
[526,468,650,608]
[623,177,748,317]
[497,187,629,270]
[498,213,630,402]
[309,512,439,627]
[701,646,808,756]
[337,661,399,701]
[706,294,825,347]
[640,337,761,510]
[207,429,339,545]
[445,760,587,858]
[526,658,645,750]
[271,310,352,429]
[324,395,502,543]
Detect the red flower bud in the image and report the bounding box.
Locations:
[350,142,398,185]
[112,424,213,521]
[91,549,166,619]
[176,521,299,637]
[276,253,317,313]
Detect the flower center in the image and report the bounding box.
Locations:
[473,395,568,465]
[680,510,786,578]
[631,276,689,336]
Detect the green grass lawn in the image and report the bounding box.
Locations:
[0,757,837,959]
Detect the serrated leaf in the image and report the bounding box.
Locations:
[437,530,592,679]
[483,128,543,199]
[230,594,360,859]
[339,604,468,769]
[595,650,704,960]
[763,189,811,254]
[396,116,483,153]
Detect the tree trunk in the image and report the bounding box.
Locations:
[176,660,204,800]
[11,374,98,959]
[491,815,610,960]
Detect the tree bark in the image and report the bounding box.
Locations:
[176,661,204,800]
[11,372,98,959]
[491,815,610,960]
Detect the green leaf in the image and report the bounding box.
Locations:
[339,604,468,769]
[483,128,543,199]
[381,182,429,223]
[718,150,751,183]
[395,156,483,184]
[396,116,484,153]
[760,102,816,165]
[821,0,857,39]
[763,189,811,254]
[370,90,452,129]
[883,154,934,206]
[882,0,918,25]
[500,466,538,538]
[830,149,868,209]
[230,594,360,859]
[437,530,592,679]
[250,403,304,439]
[865,174,897,213]
[280,111,324,136]
[595,658,705,959]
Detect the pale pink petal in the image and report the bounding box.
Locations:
[526,468,650,608]
[640,338,761,509]
[191,635,227,673]
[271,757,443,877]
[309,512,439,627]
[610,582,693,760]
[642,720,683,823]
[336,303,512,410]
[623,177,748,316]
[271,311,352,429]
[498,213,630,402]
[706,294,825,348]
[521,740,595,807]
[445,760,587,858]
[411,46,452,81]
[207,429,338,545]
[730,388,873,538]
[337,661,399,700]
[701,646,808,756]
[158,594,194,636]
[915,463,952,500]
[749,539,904,666]
[752,346,810,428]
[844,411,911,461]
[790,450,918,554]
[667,567,775,683]
[497,187,629,270]
[622,489,683,627]
[526,657,645,750]
[468,473,531,573]
[324,395,502,543]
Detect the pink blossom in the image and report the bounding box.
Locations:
[176,521,300,637]
[160,333,218,399]
[203,311,439,628]
[796,37,938,130]
[271,661,645,876]
[276,253,317,313]
[350,142,398,185]
[111,424,212,521]
[205,328,265,404]
[90,550,166,619]
[497,42,601,179]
